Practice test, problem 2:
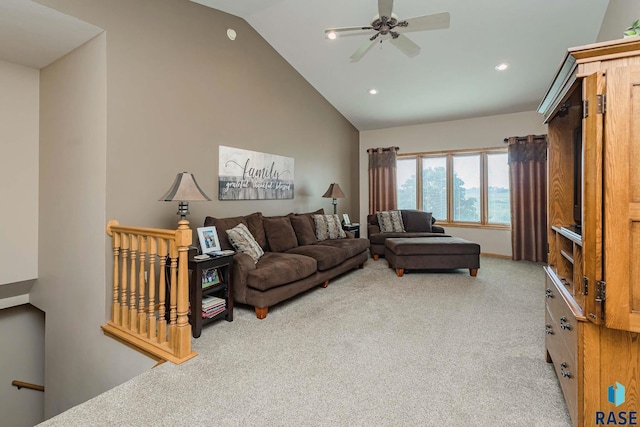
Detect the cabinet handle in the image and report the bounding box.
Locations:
[545,288,554,298]
[545,324,554,334]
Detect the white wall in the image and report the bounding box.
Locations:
[0,60,39,287]
[360,111,548,257]
[0,304,45,427]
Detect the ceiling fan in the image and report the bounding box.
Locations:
[324,0,450,62]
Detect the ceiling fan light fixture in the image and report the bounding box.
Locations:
[495,62,509,71]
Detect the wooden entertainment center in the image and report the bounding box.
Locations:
[539,37,640,426]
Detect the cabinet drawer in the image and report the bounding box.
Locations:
[546,308,578,425]
[545,272,578,361]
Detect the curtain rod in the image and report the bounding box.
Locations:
[366,146,400,153]
[503,134,546,143]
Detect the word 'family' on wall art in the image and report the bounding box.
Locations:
[218,145,294,200]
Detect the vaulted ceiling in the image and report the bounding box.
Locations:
[192,0,610,130]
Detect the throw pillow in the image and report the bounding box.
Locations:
[313,214,346,241]
[402,210,433,233]
[226,223,264,263]
[377,210,405,232]
[263,217,299,252]
[290,215,318,246]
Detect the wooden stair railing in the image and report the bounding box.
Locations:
[12,380,44,392]
[102,219,197,364]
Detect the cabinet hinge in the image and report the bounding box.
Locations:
[583,276,588,295]
[583,99,589,118]
[596,280,606,302]
[596,94,606,114]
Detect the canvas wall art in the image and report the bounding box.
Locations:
[218,145,294,200]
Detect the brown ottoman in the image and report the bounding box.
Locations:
[385,237,480,277]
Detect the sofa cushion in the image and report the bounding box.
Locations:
[313,214,346,241]
[226,223,264,263]
[286,244,345,271]
[369,231,449,245]
[204,215,247,251]
[263,217,299,252]
[290,215,318,246]
[245,212,268,250]
[317,238,369,259]
[247,252,317,291]
[402,210,433,232]
[377,210,405,232]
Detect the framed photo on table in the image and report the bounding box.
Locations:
[342,214,351,225]
[197,226,221,255]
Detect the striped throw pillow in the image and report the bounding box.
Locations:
[313,214,346,241]
[377,210,405,232]
[226,223,264,263]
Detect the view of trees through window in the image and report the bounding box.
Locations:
[396,150,510,226]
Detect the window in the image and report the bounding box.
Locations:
[397,157,417,210]
[422,156,447,220]
[396,148,510,227]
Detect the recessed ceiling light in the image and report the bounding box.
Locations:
[327,31,337,40]
[495,63,509,71]
[369,88,378,95]
[227,28,236,41]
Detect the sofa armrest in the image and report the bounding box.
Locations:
[367,224,381,236]
[432,225,445,234]
[231,252,257,304]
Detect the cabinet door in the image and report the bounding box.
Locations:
[604,66,640,332]
[582,72,604,325]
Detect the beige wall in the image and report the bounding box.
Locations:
[31,0,358,418]
[359,111,548,257]
[0,60,39,287]
[597,0,640,42]
[0,305,45,427]
[32,32,157,418]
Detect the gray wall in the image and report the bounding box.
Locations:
[0,305,45,427]
[32,0,359,418]
[597,0,640,42]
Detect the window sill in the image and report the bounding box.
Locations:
[437,222,511,231]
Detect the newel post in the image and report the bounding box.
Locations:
[174,219,193,358]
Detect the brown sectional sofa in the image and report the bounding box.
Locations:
[367,209,447,259]
[204,210,369,319]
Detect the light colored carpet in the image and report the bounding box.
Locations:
[40,256,571,426]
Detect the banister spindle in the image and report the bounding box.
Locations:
[148,237,157,340]
[120,233,130,328]
[112,232,121,325]
[158,239,168,344]
[138,236,147,335]
[129,234,139,332]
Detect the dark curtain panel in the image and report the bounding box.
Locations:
[368,147,399,214]
[508,135,548,262]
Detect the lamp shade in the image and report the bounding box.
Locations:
[159,172,211,202]
[322,183,346,199]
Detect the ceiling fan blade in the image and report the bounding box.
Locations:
[378,0,393,18]
[325,26,373,34]
[390,34,420,58]
[398,12,450,33]
[350,38,378,62]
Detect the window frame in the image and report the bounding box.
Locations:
[397,147,510,230]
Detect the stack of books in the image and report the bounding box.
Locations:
[202,296,226,318]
